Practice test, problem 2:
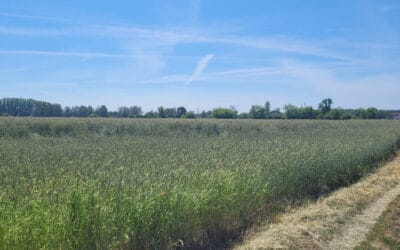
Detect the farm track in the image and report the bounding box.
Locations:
[234,154,400,250]
[327,183,400,249]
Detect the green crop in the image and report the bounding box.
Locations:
[0,118,399,249]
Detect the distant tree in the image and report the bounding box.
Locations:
[340,110,353,120]
[212,107,237,119]
[183,111,196,118]
[95,105,108,117]
[284,104,300,119]
[200,111,207,118]
[143,110,158,118]
[269,108,284,119]
[238,112,250,119]
[107,111,118,118]
[200,110,212,118]
[164,107,177,118]
[249,105,266,119]
[117,106,130,118]
[300,106,317,119]
[318,98,333,114]
[0,98,63,117]
[157,106,166,118]
[177,107,187,118]
[128,106,142,118]
[325,108,342,120]
[366,107,378,119]
[63,106,72,117]
[46,103,63,117]
[68,105,93,117]
[355,108,368,119]
[283,105,316,119]
[265,101,271,113]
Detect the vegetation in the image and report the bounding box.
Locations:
[235,153,400,249]
[0,97,397,120]
[1,118,400,249]
[212,107,238,119]
[356,195,400,250]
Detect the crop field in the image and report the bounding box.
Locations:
[0,118,400,249]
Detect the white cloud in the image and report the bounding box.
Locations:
[185,54,214,85]
[0,19,349,60]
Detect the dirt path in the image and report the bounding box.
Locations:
[327,184,400,249]
[234,155,400,249]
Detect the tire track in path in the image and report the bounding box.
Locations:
[327,183,400,249]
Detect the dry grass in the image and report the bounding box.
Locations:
[234,155,400,249]
[355,194,400,250]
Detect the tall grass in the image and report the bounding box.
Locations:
[0,118,400,249]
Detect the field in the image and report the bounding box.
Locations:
[0,118,400,249]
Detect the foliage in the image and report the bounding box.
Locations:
[0,98,398,120]
[128,106,142,118]
[249,105,267,119]
[177,107,187,118]
[95,105,108,117]
[284,105,317,119]
[164,107,178,118]
[212,107,238,119]
[238,112,250,119]
[0,98,62,117]
[0,118,400,249]
[319,98,333,114]
[182,111,196,118]
[265,101,271,114]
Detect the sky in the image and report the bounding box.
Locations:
[0,0,399,112]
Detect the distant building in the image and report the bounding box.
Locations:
[392,112,400,120]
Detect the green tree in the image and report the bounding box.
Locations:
[117,107,130,118]
[177,107,187,118]
[325,108,342,120]
[95,105,108,117]
[318,98,333,114]
[265,101,271,113]
[284,104,300,119]
[183,111,196,118]
[144,110,158,118]
[129,106,142,118]
[238,112,250,119]
[365,107,378,119]
[157,106,166,118]
[212,107,237,119]
[249,105,266,119]
[164,107,177,118]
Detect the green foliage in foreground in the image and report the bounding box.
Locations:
[0,118,400,249]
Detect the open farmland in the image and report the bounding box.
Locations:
[0,118,400,249]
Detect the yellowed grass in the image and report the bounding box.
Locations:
[234,155,400,250]
[355,194,400,249]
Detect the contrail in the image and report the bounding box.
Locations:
[185,54,214,85]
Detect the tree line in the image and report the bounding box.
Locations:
[0,97,397,120]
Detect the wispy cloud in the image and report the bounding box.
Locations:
[185,54,214,85]
[0,19,348,60]
[0,26,71,36]
[103,25,347,59]
[0,12,71,22]
[0,49,198,59]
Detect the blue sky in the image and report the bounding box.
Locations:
[1,0,399,112]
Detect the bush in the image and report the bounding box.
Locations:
[212,108,237,119]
